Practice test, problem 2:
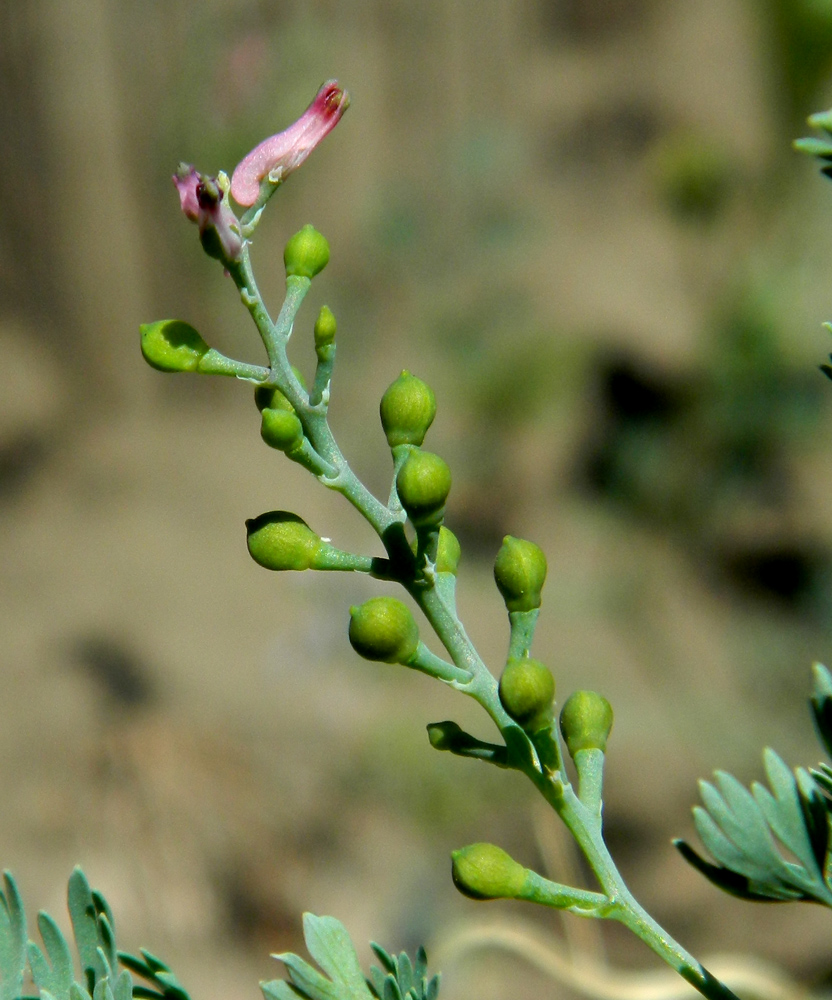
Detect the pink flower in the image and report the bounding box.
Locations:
[173,163,200,221]
[173,164,243,262]
[230,81,349,207]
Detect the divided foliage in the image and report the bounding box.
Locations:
[0,872,437,1000]
[675,664,832,904]
[262,913,439,1000]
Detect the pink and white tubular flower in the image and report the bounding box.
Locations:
[230,80,349,207]
[173,164,243,262]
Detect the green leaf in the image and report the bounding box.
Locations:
[395,954,412,996]
[693,804,772,881]
[114,970,132,1000]
[680,749,832,905]
[367,945,437,1000]
[369,946,394,976]
[797,768,830,875]
[412,950,426,985]
[302,915,370,997]
[811,761,832,798]
[367,966,386,999]
[269,921,438,1000]
[70,983,91,1000]
[0,872,27,1000]
[793,136,832,159]
[275,954,345,1000]
[261,982,305,1000]
[811,663,832,760]
[38,912,74,993]
[92,977,113,1000]
[68,869,106,994]
[673,839,797,901]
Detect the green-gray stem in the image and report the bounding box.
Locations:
[239,258,741,1000]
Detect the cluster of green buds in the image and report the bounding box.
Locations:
[139,80,812,1000]
[135,79,727,991]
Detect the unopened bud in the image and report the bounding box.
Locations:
[246,511,323,571]
[451,843,527,900]
[284,224,330,279]
[380,371,437,448]
[499,658,555,732]
[427,720,465,751]
[559,691,614,756]
[260,408,304,452]
[348,597,419,664]
[140,319,210,373]
[396,450,452,529]
[494,536,547,612]
[435,526,461,575]
[314,305,337,348]
[255,386,292,412]
[254,369,308,413]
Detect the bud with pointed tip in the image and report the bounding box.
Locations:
[284,225,330,279]
[493,536,547,612]
[560,691,614,756]
[499,658,555,732]
[140,319,210,373]
[436,526,461,575]
[396,450,451,529]
[314,305,337,348]
[348,597,419,664]
[231,81,350,207]
[380,371,437,448]
[451,843,528,900]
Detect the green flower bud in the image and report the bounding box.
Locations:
[427,720,465,751]
[140,319,209,373]
[348,597,419,664]
[380,371,437,448]
[451,843,528,901]
[559,690,614,756]
[493,536,547,612]
[435,526,461,575]
[260,408,304,452]
[246,511,324,571]
[396,450,452,529]
[499,658,555,732]
[314,305,337,347]
[284,224,330,279]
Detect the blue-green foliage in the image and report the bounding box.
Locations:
[0,873,436,1000]
[676,665,832,904]
[261,914,439,1000]
[0,868,133,1000]
[367,943,438,1000]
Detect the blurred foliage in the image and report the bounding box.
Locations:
[758,0,832,125]
[579,289,829,616]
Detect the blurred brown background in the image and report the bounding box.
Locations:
[4,1,832,998]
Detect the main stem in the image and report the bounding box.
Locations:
[416,585,740,1000]
[238,256,740,1000]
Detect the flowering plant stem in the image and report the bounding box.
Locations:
[222,253,738,1000]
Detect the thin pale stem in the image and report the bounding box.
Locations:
[232,229,739,1000]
